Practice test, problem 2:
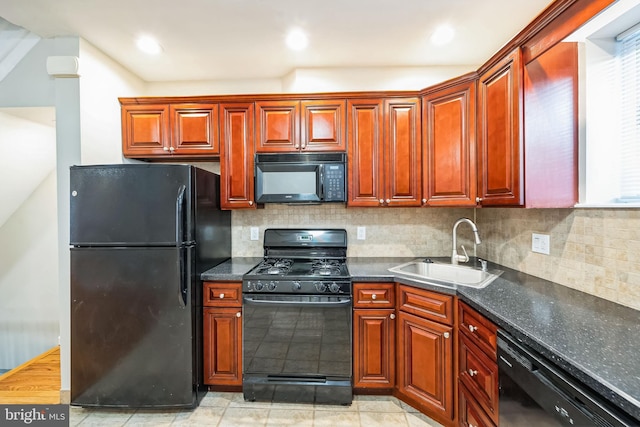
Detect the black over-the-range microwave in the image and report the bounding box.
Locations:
[255,152,347,204]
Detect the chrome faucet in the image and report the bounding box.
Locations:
[451,218,481,265]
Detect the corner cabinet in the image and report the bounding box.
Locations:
[477,47,524,206]
[255,99,346,152]
[422,75,477,207]
[203,282,242,387]
[348,98,421,207]
[219,102,255,209]
[353,283,396,391]
[121,102,219,158]
[396,284,455,426]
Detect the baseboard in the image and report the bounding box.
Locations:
[60,390,70,404]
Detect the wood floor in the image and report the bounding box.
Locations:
[0,346,61,404]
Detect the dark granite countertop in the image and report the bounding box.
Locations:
[202,256,640,421]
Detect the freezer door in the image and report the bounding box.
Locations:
[70,164,196,246]
[70,246,199,408]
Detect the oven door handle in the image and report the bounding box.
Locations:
[243,296,352,307]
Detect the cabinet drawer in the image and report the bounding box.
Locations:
[396,284,454,325]
[354,283,395,308]
[459,383,496,427]
[204,282,242,307]
[459,301,498,357]
[459,334,499,425]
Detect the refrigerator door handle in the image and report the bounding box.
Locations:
[178,250,188,307]
[175,185,186,245]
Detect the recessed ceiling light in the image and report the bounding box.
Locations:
[430,24,455,46]
[136,35,163,55]
[286,28,308,51]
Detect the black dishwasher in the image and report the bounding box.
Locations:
[498,330,638,427]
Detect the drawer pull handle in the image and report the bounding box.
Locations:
[219,293,225,299]
[236,312,241,318]
[468,324,478,333]
[371,294,377,300]
[468,369,478,377]
[390,313,396,320]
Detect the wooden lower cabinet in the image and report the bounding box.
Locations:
[203,282,242,387]
[353,309,395,390]
[459,383,495,427]
[396,310,454,426]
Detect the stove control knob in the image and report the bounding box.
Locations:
[267,281,277,291]
[254,281,264,291]
[329,282,341,293]
[292,281,302,291]
[314,282,327,292]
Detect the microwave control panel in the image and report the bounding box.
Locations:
[323,164,346,201]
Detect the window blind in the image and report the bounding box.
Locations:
[618,27,640,201]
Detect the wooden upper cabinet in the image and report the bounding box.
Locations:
[121,102,219,158]
[523,41,578,208]
[220,103,255,209]
[477,47,524,206]
[348,98,421,207]
[171,103,219,155]
[256,99,345,152]
[121,104,170,157]
[422,76,477,207]
[301,100,346,151]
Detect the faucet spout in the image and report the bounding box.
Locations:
[452,218,481,265]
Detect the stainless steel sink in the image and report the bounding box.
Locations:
[388,259,502,289]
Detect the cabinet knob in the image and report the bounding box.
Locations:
[371,294,377,300]
[379,199,384,204]
[385,199,390,204]
[443,332,450,339]
[390,313,396,319]
[468,369,478,377]
[422,198,426,204]
[476,197,482,203]
[469,324,478,333]
[249,201,254,206]
[236,312,241,318]
[219,293,225,299]
[169,146,175,152]
[163,147,169,151]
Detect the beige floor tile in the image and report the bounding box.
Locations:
[313,410,360,426]
[76,409,136,426]
[357,398,404,413]
[69,407,91,426]
[171,407,225,426]
[125,410,178,426]
[266,408,315,426]
[200,391,235,408]
[406,411,444,427]
[218,407,269,427]
[313,402,357,412]
[359,412,409,427]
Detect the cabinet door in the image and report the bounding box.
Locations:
[171,103,219,155]
[301,100,346,151]
[423,79,477,207]
[347,99,385,206]
[353,309,395,390]
[385,98,422,206]
[203,307,242,386]
[459,383,496,427]
[477,47,523,206]
[459,334,499,425]
[220,103,255,209]
[121,104,170,157]
[255,100,300,152]
[397,310,454,424]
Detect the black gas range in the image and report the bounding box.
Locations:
[242,229,353,405]
[242,228,351,295]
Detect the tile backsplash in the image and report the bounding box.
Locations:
[231,204,640,311]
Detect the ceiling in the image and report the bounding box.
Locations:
[0,0,554,83]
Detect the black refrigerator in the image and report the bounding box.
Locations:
[69,164,231,408]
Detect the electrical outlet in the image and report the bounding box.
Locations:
[532,233,550,255]
[357,226,366,240]
[250,227,259,241]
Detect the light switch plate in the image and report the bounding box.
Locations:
[250,227,259,241]
[532,233,550,255]
[357,226,366,240]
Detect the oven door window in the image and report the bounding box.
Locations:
[243,295,351,378]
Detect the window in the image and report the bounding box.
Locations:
[571,0,640,207]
